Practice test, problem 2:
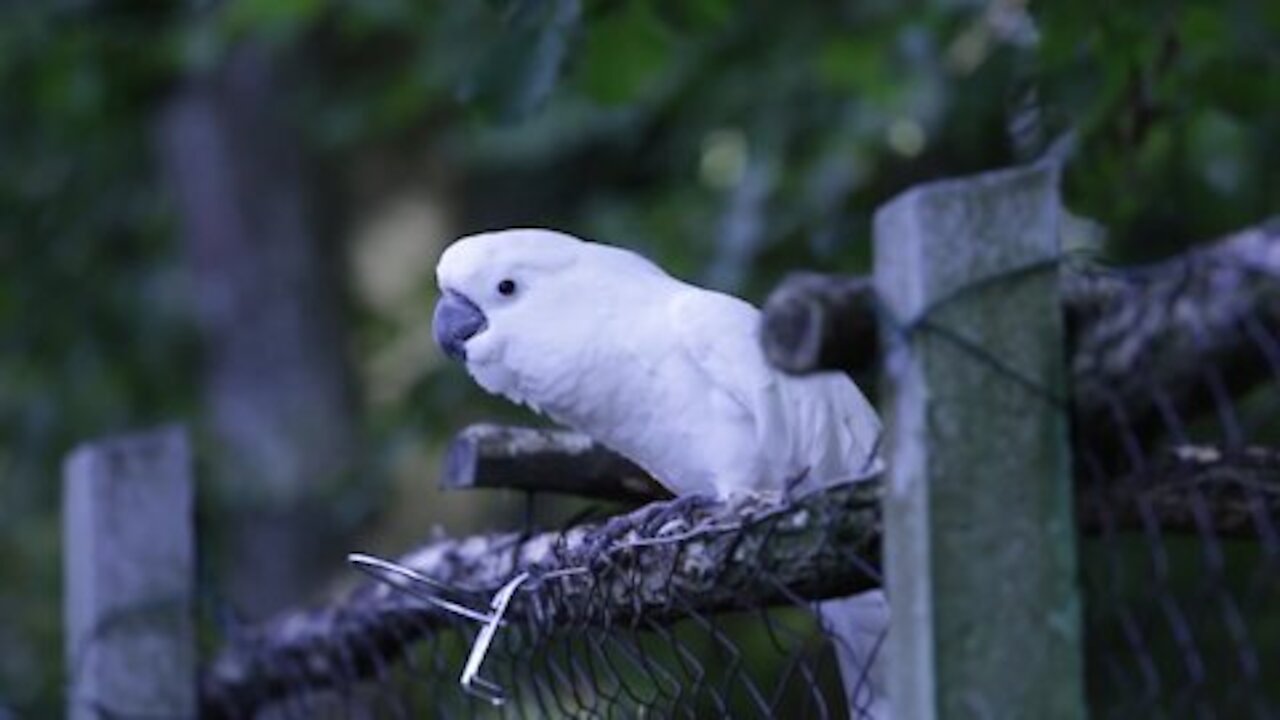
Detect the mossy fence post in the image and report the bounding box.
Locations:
[873,165,1086,718]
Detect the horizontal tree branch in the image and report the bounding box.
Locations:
[201,480,882,717]
[1068,221,1280,463]
[760,219,1280,460]
[204,441,1278,715]
[1079,444,1280,538]
[443,423,667,503]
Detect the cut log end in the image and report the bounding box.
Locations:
[761,273,880,377]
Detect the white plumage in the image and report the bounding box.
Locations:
[434,228,889,718]
[435,228,882,496]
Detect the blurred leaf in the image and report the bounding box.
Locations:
[223,0,325,40]
[464,0,583,121]
[576,1,674,105]
[670,0,732,30]
[816,37,887,97]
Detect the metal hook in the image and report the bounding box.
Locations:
[460,571,530,706]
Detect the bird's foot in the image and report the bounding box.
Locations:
[582,494,721,565]
[632,493,720,536]
[783,466,812,501]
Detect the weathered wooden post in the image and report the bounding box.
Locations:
[873,165,1085,717]
[63,426,196,719]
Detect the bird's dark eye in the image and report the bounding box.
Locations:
[497,279,517,296]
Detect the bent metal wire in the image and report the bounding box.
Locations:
[350,555,600,706]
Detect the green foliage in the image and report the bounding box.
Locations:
[1038,0,1279,258]
[1,0,1275,714]
[578,2,674,105]
[0,13,197,717]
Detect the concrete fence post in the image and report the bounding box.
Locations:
[873,165,1085,718]
[63,426,196,719]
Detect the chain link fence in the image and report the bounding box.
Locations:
[202,479,883,719]
[1071,224,1280,718]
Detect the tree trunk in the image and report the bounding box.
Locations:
[157,43,359,619]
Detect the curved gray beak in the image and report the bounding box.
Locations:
[433,290,487,361]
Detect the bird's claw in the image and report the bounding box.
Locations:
[636,493,719,535]
[581,494,721,564]
[783,466,812,500]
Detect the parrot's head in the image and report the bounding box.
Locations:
[432,228,666,405]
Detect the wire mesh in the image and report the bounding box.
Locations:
[1070,233,1280,718]
[202,484,880,719]
[197,222,1279,718]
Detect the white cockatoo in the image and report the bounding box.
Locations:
[433,228,889,718]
